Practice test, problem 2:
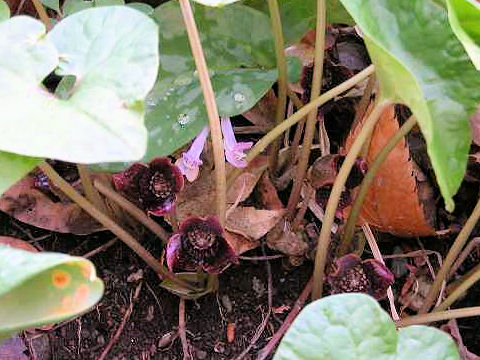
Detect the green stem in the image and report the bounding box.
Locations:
[286,0,326,215]
[39,162,196,291]
[420,194,480,313]
[311,99,391,300]
[396,306,480,327]
[93,179,170,244]
[267,0,288,173]
[227,65,375,187]
[434,262,480,312]
[339,115,417,256]
[179,0,227,226]
[77,164,108,215]
[31,0,52,31]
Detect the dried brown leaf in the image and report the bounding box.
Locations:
[0,236,38,252]
[226,206,285,241]
[345,104,435,237]
[266,220,308,257]
[242,90,277,128]
[224,230,260,255]
[0,177,103,235]
[258,173,284,210]
[176,157,267,223]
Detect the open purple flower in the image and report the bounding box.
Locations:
[221,117,253,168]
[113,157,184,216]
[327,254,394,300]
[176,126,209,182]
[166,216,237,274]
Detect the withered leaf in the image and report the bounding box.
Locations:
[226,206,285,241]
[0,177,103,235]
[344,104,435,237]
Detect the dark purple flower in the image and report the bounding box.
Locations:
[113,158,184,216]
[166,216,237,274]
[327,254,394,300]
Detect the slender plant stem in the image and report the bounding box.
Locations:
[93,179,170,244]
[178,0,226,226]
[227,65,375,186]
[396,307,480,327]
[286,88,305,165]
[287,0,326,215]
[420,194,480,313]
[179,298,192,360]
[267,0,288,173]
[339,115,417,256]
[31,0,52,31]
[434,263,480,312]
[77,164,108,215]
[358,75,377,158]
[311,99,391,300]
[39,162,196,290]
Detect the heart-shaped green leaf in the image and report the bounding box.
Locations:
[143,2,277,159]
[245,0,353,45]
[0,7,158,165]
[0,245,104,340]
[447,0,480,69]
[0,0,9,21]
[0,152,40,196]
[274,293,459,360]
[339,0,480,211]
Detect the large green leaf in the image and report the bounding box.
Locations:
[143,2,277,159]
[245,0,353,45]
[0,0,9,21]
[0,246,103,340]
[0,7,158,165]
[41,0,60,13]
[339,0,480,211]
[274,293,459,360]
[192,0,241,6]
[447,0,480,69]
[0,152,40,196]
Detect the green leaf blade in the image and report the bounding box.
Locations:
[0,0,10,21]
[0,152,40,195]
[0,246,103,339]
[339,0,480,211]
[0,7,159,166]
[274,294,459,360]
[447,0,480,69]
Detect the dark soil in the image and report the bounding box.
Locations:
[3,207,480,360]
[1,212,313,360]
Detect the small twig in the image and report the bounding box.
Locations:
[98,283,142,360]
[93,179,170,244]
[449,237,480,278]
[420,194,480,313]
[257,277,313,360]
[362,224,399,321]
[83,237,119,259]
[235,245,273,360]
[312,99,390,300]
[239,254,284,261]
[286,0,326,215]
[145,281,168,329]
[396,306,480,327]
[178,298,192,360]
[179,0,227,226]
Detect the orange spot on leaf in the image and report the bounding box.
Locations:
[52,270,71,289]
